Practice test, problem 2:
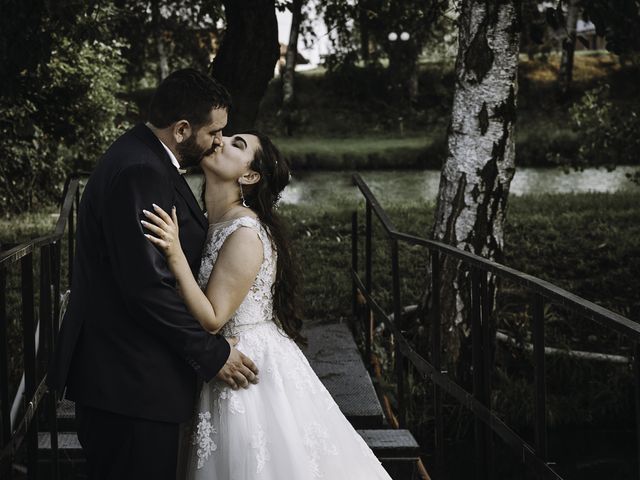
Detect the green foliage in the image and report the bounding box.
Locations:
[548,82,640,183]
[319,0,448,105]
[0,4,130,215]
[45,34,130,171]
[114,0,224,89]
[0,97,67,214]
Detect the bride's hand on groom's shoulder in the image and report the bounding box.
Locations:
[215,337,260,390]
[142,204,183,262]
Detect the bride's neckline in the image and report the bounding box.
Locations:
[208,215,259,229]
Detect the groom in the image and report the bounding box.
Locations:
[48,69,259,479]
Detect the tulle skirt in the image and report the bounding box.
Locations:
[179,321,392,480]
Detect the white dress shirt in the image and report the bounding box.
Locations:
[158,139,186,174]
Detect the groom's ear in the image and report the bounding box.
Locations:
[173,120,192,144]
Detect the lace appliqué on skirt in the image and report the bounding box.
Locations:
[193,411,217,469]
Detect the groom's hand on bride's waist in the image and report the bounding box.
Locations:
[215,337,259,390]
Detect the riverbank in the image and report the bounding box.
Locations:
[269,129,581,170]
[251,52,637,170]
[3,191,638,320]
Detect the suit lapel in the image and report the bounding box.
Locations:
[131,124,208,231]
[174,174,208,230]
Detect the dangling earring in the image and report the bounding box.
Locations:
[239,179,249,208]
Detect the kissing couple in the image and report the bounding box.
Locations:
[48,68,392,479]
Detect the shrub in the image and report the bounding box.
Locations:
[547,83,640,183]
[0,6,130,215]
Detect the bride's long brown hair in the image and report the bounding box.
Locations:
[223,131,306,347]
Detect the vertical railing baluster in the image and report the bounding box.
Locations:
[532,292,548,470]
[633,342,640,480]
[480,272,494,479]
[52,242,62,332]
[0,267,10,459]
[365,201,373,364]
[430,251,444,477]
[471,267,488,480]
[22,253,38,479]
[391,239,405,427]
[351,212,358,323]
[68,194,75,286]
[39,246,51,377]
[40,245,60,480]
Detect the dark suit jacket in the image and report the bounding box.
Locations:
[47,124,230,423]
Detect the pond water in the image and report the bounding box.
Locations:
[187,166,638,208]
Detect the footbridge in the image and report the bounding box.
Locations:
[1,173,638,479]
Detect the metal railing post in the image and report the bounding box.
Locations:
[634,342,640,480]
[365,201,373,364]
[52,242,62,333]
[471,267,488,480]
[67,195,75,286]
[40,245,60,480]
[0,268,9,463]
[21,254,38,479]
[391,239,405,427]
[351,212,358,323]
[532,292,548,468]
[430,251,444,477]
[38,246,51,377]
[480,272,494,479]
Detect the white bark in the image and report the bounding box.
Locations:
[428,0,520,369]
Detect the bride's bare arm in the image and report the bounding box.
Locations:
[141,204,263,334]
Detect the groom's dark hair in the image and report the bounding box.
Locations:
[148,68,232,129]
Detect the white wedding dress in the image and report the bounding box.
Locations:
[180,216,392,479]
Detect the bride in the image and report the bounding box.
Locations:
[142,131,392,479]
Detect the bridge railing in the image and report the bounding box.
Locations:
[0,176,82,479]
[350,173,640,480]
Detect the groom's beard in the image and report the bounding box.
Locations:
[177,135,216,168]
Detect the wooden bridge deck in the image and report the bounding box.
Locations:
[38,321,422,479]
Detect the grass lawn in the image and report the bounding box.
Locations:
[3,191,638,324]
[273,134,445,169]
[2,189,638,447]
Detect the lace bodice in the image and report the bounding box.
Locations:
[197,216,277,337]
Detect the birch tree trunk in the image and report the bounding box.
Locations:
[151,0,169,82]
[211,0,280,132]
[425,0,520,381]
[558,0,580,94]
[282,0,303,112]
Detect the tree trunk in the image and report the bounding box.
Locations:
[282,0,303,111]
[423,0,520,382]
[388,42,419,109]
[359,0,370,63]
[558,0,579,94]
[151,0,169,82]
[211,0,280,132]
